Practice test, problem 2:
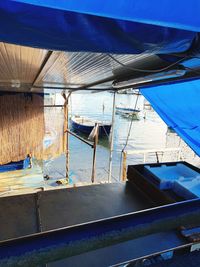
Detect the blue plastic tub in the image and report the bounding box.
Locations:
[173,178,200,199]
[144,163,200,190]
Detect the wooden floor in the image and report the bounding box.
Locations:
[0,165,44,194]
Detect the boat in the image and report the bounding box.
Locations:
[70,115,111,136]
[117,89,141,95]
[116,106,140,119]
[132,89,141,95]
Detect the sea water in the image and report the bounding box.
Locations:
[43,92,200,186]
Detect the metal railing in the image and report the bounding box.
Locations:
[126,147,182,163]
[121,147,182,181]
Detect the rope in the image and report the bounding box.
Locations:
[101,100,110,139]
[119,93,140,180]
[102,124,110,139]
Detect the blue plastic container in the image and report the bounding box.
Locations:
[173,178,200,199]
[144,163,200,190]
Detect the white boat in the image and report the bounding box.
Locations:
[115,106,140,119]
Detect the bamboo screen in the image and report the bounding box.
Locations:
[0,93,45,164]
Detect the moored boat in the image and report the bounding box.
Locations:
[116,106,140,119]
[70,115,111,137]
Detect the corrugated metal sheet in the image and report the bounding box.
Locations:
[0,42,152,92]
[0,43,48,92]
[34,52,150,90]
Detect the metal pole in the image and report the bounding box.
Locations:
[64,129,93,148]
[143,153,146,163]
[91,123,99,183]
[108,92,116,183]
[66,98,69,182]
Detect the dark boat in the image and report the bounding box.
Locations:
[71,115,111,137]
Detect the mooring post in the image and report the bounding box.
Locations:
[62,92,71,182]
[122,151,127,181]
[108,92,116,183]
[91,123,99,183]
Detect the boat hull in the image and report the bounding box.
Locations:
[116,107,140,113]
[71,118,111,137]
[116,107,140,120]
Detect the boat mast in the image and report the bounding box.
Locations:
[108,92,116,183]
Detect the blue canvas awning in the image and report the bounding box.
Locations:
[11,0,200,31]
[0,1,200,156]
[0,0,198,54]
[141,79,200,156]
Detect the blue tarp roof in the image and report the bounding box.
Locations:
[10,0,200,32]
[1,1,200,155]
[0,0,198,54]
[141,79,200,157]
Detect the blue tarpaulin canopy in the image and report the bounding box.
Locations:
[0,0,200,155]
[141,79,200,156]
[0,0,199,54]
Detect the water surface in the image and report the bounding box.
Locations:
[44,92,200,185]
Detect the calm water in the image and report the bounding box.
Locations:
[0,92,199,192]
[44,92,200,185]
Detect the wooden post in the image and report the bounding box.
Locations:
[91,123,99,183]
[122,151,127,181]
[155,152,159,163]
[108,92,116,183]
[62,92,71,182]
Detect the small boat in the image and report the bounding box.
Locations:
[70,115,111,137]
[117,89,141,95]
[116,106,140,119]
[126,89,141,95]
